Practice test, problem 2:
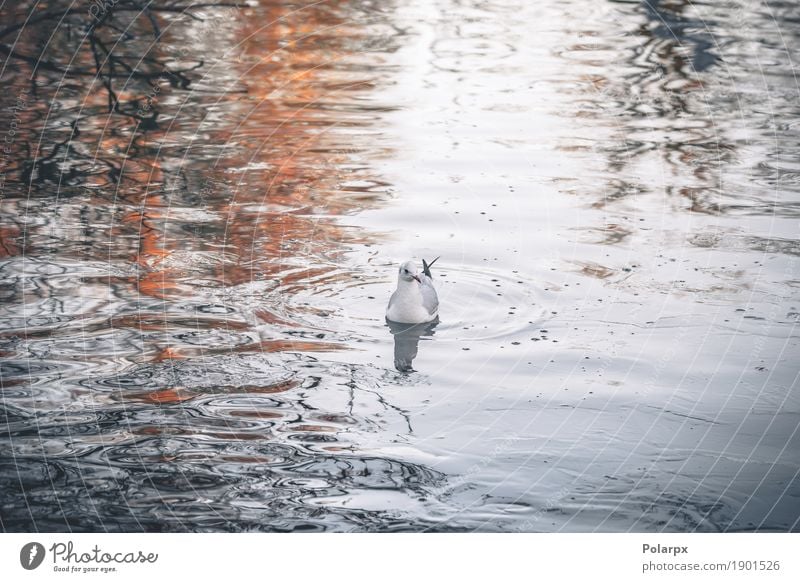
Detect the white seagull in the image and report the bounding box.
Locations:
[386,257,440,324]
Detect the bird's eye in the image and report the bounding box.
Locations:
[403,269,408,273]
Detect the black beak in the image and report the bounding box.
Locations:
[413,275,421,283]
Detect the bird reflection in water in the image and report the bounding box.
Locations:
[387,319,439,373]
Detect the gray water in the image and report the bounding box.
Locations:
[1,0,798,532]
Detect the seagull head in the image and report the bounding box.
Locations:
[398,260,421,283]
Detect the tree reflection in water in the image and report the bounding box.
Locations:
[0,1,440,532]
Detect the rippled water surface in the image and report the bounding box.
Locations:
[1,0,799,532]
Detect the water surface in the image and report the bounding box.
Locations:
[1,0,799,532]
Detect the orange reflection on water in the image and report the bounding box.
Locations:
[125,1,394,307]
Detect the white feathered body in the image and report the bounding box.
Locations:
[386,270,439,324]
